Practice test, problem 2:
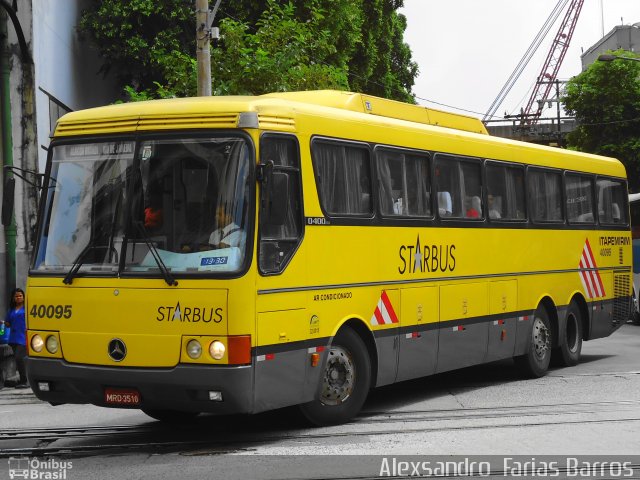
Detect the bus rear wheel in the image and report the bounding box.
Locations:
[552,301,583,367]
[515,307,552,378]
[299,328,371,426]
[142,408,200,423]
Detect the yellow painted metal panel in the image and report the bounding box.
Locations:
[257,309,309,347]
[27,286,227,336]
[440,282,488,322]
[400,286,439,327]
[61,331,179,367]
[489,280,518,316]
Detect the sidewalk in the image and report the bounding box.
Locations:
[0,385,40,406]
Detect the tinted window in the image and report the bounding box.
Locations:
[312,140,372,216]
[566,174,595,224]
[377,148,431,217]
[597,178,627,225]
[528,169,563,222]
[259,136,303,274]
[435,154,483,219]
[486,163,526,221]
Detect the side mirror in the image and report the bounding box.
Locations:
[2,177,15,226]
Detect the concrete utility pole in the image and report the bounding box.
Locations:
[196,0,221,96]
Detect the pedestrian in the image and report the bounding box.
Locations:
[5,288,28,388]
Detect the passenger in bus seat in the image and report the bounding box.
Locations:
[488,195,501,219]
[466,196,481,218]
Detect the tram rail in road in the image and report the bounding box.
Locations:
[2,396,640,458]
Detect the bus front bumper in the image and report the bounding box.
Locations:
[25,357,254,414]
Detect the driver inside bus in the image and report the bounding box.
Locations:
[208,205,244,249]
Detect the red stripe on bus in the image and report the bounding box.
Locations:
[374,307,385,325]
[380,290,399,323]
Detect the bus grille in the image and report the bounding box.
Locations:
[612,273,631,326]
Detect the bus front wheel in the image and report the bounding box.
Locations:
[515,307,552,378]
[299,328,371,426]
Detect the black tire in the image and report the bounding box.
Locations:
[515,306,552,378]
[141,408,200,423]
[299,328,371,426]
[552,301,583,367]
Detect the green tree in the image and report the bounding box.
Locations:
[79,0,417,102]
[562,51,640,191]
[348,0,417,103]
[79,0,196,97]
[210,1,351,95]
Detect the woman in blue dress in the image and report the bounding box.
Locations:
[5,288,27,388]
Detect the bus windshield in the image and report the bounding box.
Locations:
[35,136,252,278]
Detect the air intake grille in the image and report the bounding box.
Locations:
[613,273,631,326]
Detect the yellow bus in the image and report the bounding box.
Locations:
[23,91,631,426]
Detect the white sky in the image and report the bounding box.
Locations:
[400,0,640,120]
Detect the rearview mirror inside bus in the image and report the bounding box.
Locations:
[2,176,15,226]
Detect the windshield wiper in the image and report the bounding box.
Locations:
[62,242,93,285]
[133,221,178,287]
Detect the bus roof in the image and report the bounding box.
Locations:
[53,90,625,179]
[54,90,487,137]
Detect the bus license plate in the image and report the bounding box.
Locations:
[104,388,141,406]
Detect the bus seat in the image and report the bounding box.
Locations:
[437,191,452,217]
[576,212,594,222]
[471,196,482,217]
[612,203,621,222]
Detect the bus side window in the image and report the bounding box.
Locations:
[565,173,595,224]
[376,148,430,218]
[597,178,628,225]
[312,140,372,216]
[528,168,563,222]
[258,135,303,275]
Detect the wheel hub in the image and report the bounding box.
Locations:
[320,346,355,406]
[532,317,550,359]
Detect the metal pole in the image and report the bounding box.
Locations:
[196,0,211,96]
[0,8,16,302]
[555,81,562,146]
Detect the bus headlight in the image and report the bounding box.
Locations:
[186,339,202,359]
[45,335,59,354]
[209,340,226,360]
[31,334,44,353]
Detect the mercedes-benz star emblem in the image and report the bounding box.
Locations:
[108,338,127,362]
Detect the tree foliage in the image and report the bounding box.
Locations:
[562,50,640,191]
[79,0,417,102]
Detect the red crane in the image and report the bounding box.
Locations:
[483,0,584,127]
[519,0,584,127]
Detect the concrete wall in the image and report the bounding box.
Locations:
[33,0,120,171]
[581,24,640,69]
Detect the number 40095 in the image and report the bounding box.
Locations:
[30,304,72,319]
